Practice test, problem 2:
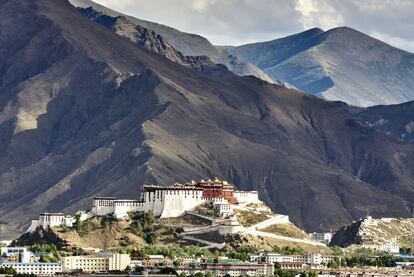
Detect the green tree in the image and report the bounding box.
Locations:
[0,266,17,275]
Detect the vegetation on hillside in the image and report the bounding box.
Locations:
[192,202,220,218]
[262,223,309,239]
[234,209,270,227]
[129,212,157,244]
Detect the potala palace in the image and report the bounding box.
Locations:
[28,178,262,233]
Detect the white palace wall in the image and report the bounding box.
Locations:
[91,189,207,219]
[29,180,266,232]
[234,191,260,203]
[159,190,206,218]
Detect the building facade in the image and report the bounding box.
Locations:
[62,253,130,272]
[28,178,265,231]
[0,262,62,276]
[1,247,32,263]
[309,232,332,244]
[250,252,336,267]
[176,262,273,277]
[90,178,256,219]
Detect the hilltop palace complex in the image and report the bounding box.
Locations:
[28,178,261,232]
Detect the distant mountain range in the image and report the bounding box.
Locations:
[0,0,413,238]
[222,27,414,107]
[68,0,276,85]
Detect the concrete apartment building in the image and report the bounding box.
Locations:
[0,262,62,276]
[176,262,273,277]
[250,252,337,269]
[62,253,130,273]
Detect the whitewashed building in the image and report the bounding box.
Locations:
[309,232,332,244]
[28,213,75,233]
[28,178,266,232]
[0,262,62,276]
[62,253,130,272]
[250,252,336,266]
[365,242,400,253]
[0,247,32,263]
[233,191,260,203]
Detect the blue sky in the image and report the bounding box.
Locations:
[93,0,414,52]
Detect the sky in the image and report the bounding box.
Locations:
[92,0,414,52]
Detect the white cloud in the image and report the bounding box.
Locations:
[295,0,344,29]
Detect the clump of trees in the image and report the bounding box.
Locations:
[129,212,156,244]
[226,245,259,261]
[28,243,58,254]
[326,253,397,268]
[272,246,304,255]
[274,263,297,277]
[136,245,213,259]
[28,243,60,263]
[73,214,88,236]
[0,267,36,277]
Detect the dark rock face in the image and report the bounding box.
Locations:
[11,227,69,249]
[354,101,414,144]
[78,7,228,76]
[0,0,413,238]
[329,220,363,248]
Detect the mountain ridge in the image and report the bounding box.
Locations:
[0,0,413,239]
[224,26,414,107]
[69,0,276,84]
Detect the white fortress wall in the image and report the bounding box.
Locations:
[141,190,164,217]
[39,213,66,229]
[160,189,206,218]
[113,200,143,218]
[28,219,40,232]
[91,198,116,216]
[234,191,260,203]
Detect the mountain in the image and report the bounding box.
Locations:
[0,0,414,238]
[330,217,414,249]
[353,101,414,144]
[76,7,228,75]
[222,27,414,107]
[68,0,276,84]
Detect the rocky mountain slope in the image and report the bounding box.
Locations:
[330,217,414,248]
[69,0,275,84]
[77,7,226,74]
[0,0,414,238]
[223,27,414,107]
[354,101,414,144]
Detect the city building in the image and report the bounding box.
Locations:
[279,261,307,270]
[1,247,32,263]
[176,258,273,277]
[142,255,173,268]
[365,242,400,253]
[0,262,62,276]
[309,232,332,244]
[62,253,130,272]
[250,252,336,267]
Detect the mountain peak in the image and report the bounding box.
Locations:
[227,25,414,107]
